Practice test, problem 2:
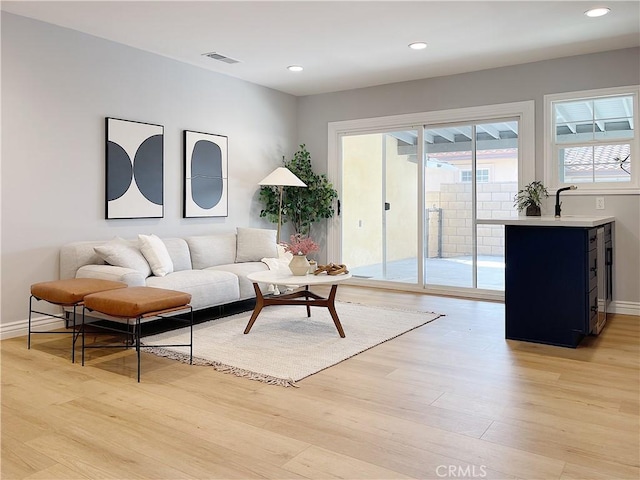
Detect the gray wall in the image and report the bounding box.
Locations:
[297,48,640,309]
[1,13,297,325]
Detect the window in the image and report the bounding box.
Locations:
[461,169,490,183]
[545,86,639,193]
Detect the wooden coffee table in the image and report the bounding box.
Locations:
[245,270,352,337]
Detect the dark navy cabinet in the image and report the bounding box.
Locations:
[504,223,613,348]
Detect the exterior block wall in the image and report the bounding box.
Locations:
[426,182,518,258]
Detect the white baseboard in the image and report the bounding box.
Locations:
[610,300,640,317]
[1,315,66,340]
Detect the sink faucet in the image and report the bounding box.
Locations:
[555,185,577,217]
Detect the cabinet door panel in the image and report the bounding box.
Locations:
[588,287,598,333]
[588,228,598,250]
[588,248,598,292]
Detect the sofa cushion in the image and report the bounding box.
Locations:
[145,270,239,310]
[139,234,174,277]
[207,261,269,299]
[235,227,277,262]
[94,237,151,278]
[162,238,192,272]
[186,233,237,269]
[76,265,147,286]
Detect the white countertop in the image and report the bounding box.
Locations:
[477,215,615,227]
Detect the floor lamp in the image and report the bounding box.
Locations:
[258,167,307,243]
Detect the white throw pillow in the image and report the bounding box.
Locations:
[94,237,152,278]
[138,234,174,277]
[235,227,277,262]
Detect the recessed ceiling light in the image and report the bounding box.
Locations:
[584,7,610,17]
[409,42,428,50]
[287,65,303,72]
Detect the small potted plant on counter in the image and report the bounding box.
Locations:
[514,181,548,216]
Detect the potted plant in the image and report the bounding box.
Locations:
[259,145,338,237]
[514,181,549,216]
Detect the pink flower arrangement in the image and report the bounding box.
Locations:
[283,234,320,256]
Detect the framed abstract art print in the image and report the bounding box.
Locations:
[183,130,228,218]
[105,117,164,219]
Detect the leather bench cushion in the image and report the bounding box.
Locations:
[84,286,191,318]
[31,278,127,305]
[145,270,239,310]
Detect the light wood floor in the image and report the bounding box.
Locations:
[2,286,639,479]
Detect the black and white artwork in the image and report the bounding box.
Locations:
[105,117,164,219]
[183,130,228,218]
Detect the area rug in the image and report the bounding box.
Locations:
[143,302,442,387]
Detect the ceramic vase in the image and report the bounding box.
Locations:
[289,254,310,275]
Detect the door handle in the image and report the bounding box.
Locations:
[384,202,391,211]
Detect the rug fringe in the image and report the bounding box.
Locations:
[144,346,299,387]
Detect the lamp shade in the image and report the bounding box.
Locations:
[258,167,307,187]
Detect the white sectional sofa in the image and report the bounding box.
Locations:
[59,228,278,311]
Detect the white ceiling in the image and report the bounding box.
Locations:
[2,0,639,96]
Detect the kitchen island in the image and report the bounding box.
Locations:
[478,216,614,347]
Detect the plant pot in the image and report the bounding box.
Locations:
[526,205,541,216]
[289,255,310,276]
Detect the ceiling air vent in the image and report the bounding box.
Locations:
[202,52,240,64]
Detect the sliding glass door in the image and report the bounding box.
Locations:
[424,120,518,290]
[332,104,530,297]
[475,121,518,289]
[424,125,474,287]
[341,130,418,283]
